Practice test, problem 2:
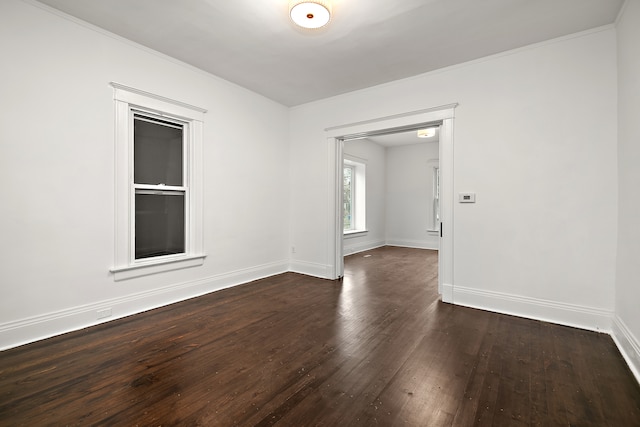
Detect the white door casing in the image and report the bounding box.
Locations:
[325,104,456,302]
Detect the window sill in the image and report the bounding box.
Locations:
[344,229,368,238]
[110,254,206,281]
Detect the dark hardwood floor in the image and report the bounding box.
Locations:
[1,246,639,426]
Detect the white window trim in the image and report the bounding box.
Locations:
[344,229,369,237]
[109,83,206,280]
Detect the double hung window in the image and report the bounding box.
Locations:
[110,83,206,280]
[133,113,186,259]
[343,157,366,234]
[343,164,355,231]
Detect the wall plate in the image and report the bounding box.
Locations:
[458,193,476,203]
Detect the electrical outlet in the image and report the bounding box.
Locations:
[97,308,112,319]
[458,192,476,203]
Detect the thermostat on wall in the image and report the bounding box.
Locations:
[458,193,476,203]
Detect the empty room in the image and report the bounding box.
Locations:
[1,0,639,425]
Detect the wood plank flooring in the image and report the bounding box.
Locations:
[1,246,639,426]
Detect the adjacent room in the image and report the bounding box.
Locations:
[342,128,441,257]
[1,0,639,424]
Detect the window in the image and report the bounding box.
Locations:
[343,157,366,234]
[110,83,206,280]
[343,164,355,231]
[430,166,440,232]
[134,114,186,259]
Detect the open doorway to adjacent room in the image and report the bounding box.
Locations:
[325,105,456,302]
[342,127,441,258]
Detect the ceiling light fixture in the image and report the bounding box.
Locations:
[289,0,332,29]
[417,128,436,138]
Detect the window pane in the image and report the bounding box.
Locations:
[343,166,353,230]
[135,192,185,259]
[134,116,183,186]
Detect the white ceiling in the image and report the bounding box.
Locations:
[35,0,624,107]
[366,127,440,147]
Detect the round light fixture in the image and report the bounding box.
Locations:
[289,0,331,29]
[417,128,436,138]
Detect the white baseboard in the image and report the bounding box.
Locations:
[452,285,613,333]
[611,315,640,385]
[288,260,333,279]
[4,259,639,388]
[441,283,454,303]
[343,239,385,256]
[0,260,289,351]
[385,239,439,250]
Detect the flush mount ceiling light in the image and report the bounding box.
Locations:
[417,128,436,138]
[289,0,332,29]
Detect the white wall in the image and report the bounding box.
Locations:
[290,27,618,331]
[0,0,290,349]
[386,142,440,249]
[342,139,441,254]
[614,0,640,381]
[0,0,628,359]
[343,139,386,255]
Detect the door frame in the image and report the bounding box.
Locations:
[325,104,456,302]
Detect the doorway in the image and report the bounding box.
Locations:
[343,128,440,255]
[325,105,456,302]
